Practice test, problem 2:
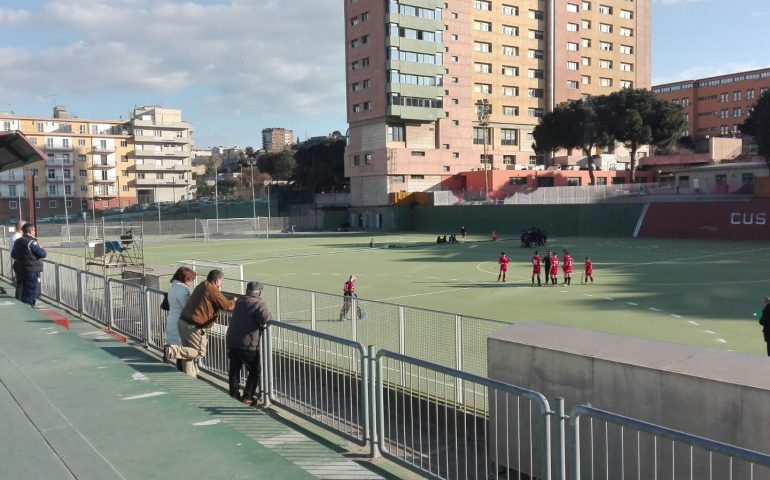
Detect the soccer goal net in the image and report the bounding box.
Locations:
[197,217,269,242]
[176,259,245,294]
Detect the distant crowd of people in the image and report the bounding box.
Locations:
[520,228,547,248]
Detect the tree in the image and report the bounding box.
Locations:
[740,90,770,174]
[601,89,686,182]
[291,136,348,193]
[204,154,222,176]
[256,150,296,180]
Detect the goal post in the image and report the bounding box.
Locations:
[175,259,245,294]
[197,217,269,242]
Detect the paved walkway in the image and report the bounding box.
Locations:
[0,297,394,479]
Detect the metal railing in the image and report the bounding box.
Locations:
[5,246,770,480]
[568,405,770,480]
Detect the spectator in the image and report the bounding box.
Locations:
[339,275,365,320]
[460,226,466,240]
[164,266,197,371]
[226,281,272,406]
[759,297,770,356]
[11,219,24,301]
[166,269,235,378]
[11,223,46,307]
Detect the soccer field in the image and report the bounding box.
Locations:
[93,232,770,357]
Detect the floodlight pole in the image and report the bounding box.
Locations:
[266,181,271,239]
[476,99,491,200]
[61,157,70,231]
[248,161,256,223]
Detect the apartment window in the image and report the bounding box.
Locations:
[620,62,633,72]
[599,41,612,51]
[353,155,360,166]
[599,59,612,69]
[474,83,493,94]
[529,10,544,20]
[620,27,633,36]
[581,75,591,85]
[501,45,518,56]
[502,65,519,76]
[351,82,362,92]
[567,42,579,51]
[733,107,742,118]
[503,156,517,166]
[581,38,591,47]
[567,80,579,89]
[528,49,544,59]
[528,88,544,98]
[474,0,491,11]
[363,79,371,88]
[528,69,544,79]
[352,104,363,113]
[350,39,360,49]
[620,44,633,54]
[567,61,579,70]
[48,184,56,195]
[582,1,591,10]
[720,92,729,102]
[581,20,591,29]
[365,154,374,163]
[620,9,633,19]
[361,12,369,21]
[474,21,492,32]
[502,4,518,15]
[567,23,579,32]
[599,4,612,14]
[581,57,591,66]
[79,170,87,177]
[474,42,492,53]
[620,80,633,89]
[47,168,55,179]
[65,186,72,196]
[123,170,129,177]
[502,25,518,36]
[501,129,518,146]
[502,86,519,96]
[734,91,742,101]
[361,35,369,44]
[747,89,756,100]
[528,108,544,118]
[474,62,492,73]
[743,173,755,184]
[387,124,405,142]
[76,138,85,147]
[567,177,582,186]
[529,30,544,40]
[599,23,612,33]
[37,122,44,132]
[600,77,613,87]
[78,154,86,162]
[567,3,579,12]
[502,106,519,116]
[472,128,490,145]
[35,200,40,208]
[49,199,57,208]
[363,101,372,110]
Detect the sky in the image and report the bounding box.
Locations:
[0,0,768,148]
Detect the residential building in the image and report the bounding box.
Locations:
[262,128,295,152]
[653,67,770,142]
[0,104,194,219]
[343,0,650,206]
[131,106,194,204]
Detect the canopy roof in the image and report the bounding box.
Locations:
[0,131,46,172]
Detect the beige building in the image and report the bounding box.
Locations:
[261,128,295,152]
[0,105,194,219]
[344,0,650,206]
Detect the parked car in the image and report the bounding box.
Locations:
[123,204,146,213]
[37,216,54,223]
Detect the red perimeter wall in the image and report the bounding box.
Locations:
[638,201,770,241]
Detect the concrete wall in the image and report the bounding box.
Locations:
[488,323,770,478]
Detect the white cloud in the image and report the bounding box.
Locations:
[0,7,30,24]
[652,62,763,86]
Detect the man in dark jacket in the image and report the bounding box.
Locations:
[759,297,770,356]
[11,224,46,307]
[226,281,272,406]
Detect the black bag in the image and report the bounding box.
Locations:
[160,293,170,311]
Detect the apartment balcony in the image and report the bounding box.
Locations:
[44,144,73,152]
[0,188,28,197]
[45,175,77,183]
[133,119,190,129]
[0,175,25,183]
[134,148,191,158]
[135,177,192,187]
[134,162,190,172]
[93,145,116,154]
[46,157,74,167]
[92,186,117,197]
[91,158,117,169]
[92,175,117,184]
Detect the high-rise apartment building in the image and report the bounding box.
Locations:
[0,105,194,219]
[344,0,650,206]
[262,128,295,152]
[653,68,770,140]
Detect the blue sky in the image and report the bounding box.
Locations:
[0,0,768,148]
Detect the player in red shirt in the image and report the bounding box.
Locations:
[549,253,559,286]
[583,257,594,284]
[497,252,509,282]
[339,275,358,320]
[562,249,574,286]
[531,250,542,286]
[491,230,497,241]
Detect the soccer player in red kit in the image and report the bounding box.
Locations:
[497,252,509,282]
[531,250,542,286]
[549,253,559,286]
[562,249,574,286]
[583,257,594,284]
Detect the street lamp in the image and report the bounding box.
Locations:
[476,99,491,199]
[61,157,70,232]
[247,160,257,223]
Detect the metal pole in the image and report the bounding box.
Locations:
[266,182,270,239]
[249,162,256,222]
[62,158,70,231]
[214,170,219,223]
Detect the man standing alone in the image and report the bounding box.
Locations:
[759,297,770,356]
[11,223,46,307]
[227,282,272,406]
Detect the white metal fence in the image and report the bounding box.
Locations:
[5,247,770,480]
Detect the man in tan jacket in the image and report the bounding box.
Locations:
[166,269,235,377]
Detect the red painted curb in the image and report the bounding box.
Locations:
[39,311,71,330]
[101,327,128,343]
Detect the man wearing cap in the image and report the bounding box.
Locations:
[226,281,272,406]
[759,297,770,356]
[11,223,46,307]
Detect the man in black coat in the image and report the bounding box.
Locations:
[226,281,272,406]
[11,224,47,307]
[759,297,770,356]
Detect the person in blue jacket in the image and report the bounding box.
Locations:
[11,223,47,307]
